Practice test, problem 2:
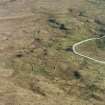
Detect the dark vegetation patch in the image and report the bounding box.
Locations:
[88,0,105,7]
[48,17,69,31]
[85,84,104,100]
[60,66,82,80]
[73,71,81,79]
[15,53,23,58]
[96,37,105,49]
[91,93,103,101]
[98,27,105,35]
[78,11,87,17]
[95,17,105,26]
[95,27,105,37]
[64,46,73,52]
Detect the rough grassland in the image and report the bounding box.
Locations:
[0,0,105,105]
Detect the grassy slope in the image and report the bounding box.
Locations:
[0,0,105,105]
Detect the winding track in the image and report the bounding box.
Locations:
[1,14,105,64]
[73,35,105,64]
[0,13,35,20]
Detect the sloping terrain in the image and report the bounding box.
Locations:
[0,0,105,105]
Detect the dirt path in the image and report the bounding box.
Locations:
[0,13,35,20]
[73,36,105,64]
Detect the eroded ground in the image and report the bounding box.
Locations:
[0,0,105,105]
